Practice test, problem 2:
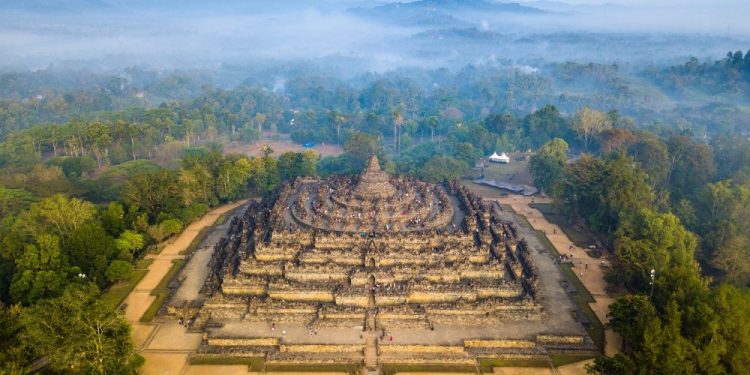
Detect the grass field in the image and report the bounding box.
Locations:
[469,153,534,186]
[188,355,265,370]
[180,204,241,255]
[381,364,477,374]
[139,259,186,322]
[180,226,212,255]
[530,203,596,249]
[478,353,592,372]
[533,228,605,352]
[504,204,605,352]
[265,363,361,373]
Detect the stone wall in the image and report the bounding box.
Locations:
[379,345,464,354]
[464,339,536,349]
[280,344,363,353]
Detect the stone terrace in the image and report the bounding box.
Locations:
[188,156,595,373]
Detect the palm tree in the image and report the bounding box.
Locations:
[392,109,404,153]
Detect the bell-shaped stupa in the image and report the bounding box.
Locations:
[352,155,396,199]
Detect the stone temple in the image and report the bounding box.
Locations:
[191,155,596,371]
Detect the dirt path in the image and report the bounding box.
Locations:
[123,200,248,325]
[495,195,622,357]
[120,200,248,375]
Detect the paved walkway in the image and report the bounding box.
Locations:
[120,200,248,375]
[495,195,622,357]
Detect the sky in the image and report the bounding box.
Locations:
[516,0,747,5]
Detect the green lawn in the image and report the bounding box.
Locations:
[534,229,605,352]
[139,259,186,323]
[480,156,533,185]
[188,355,265,370]
[530,203,596,248]
[507,205,606,353]
[100,258,153,309]
[381,364,477,375]
[179,204,239,255]
[479,354,593,372]
[180,226,211,255]
[265,363,361,373]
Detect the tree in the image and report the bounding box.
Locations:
[598,128,635,154]
[65,224,118,287]
[711,235,750,286]
[148,219,183,242]
[278,152,303,181]
[392,108,404,153]
[0,188,35,218]
[523,105,566,147]
[612,209,697,292]
[557,154,608,225]
[255,113,266,136]
[419,156,468,183]
[217,157,252,200]
[558,153,653,234]
[101,202,125,236]
[27,194,96,239]
[300,150,318,178]
[0,303,27,373]
[572,107,612,151]
[106,260,134,285]
[667,135,716,200]
[712,284,750,372]
[585,354,634,375]
[121,170,179,219]
[9,234,69,305]
[529,138,568,193]
[344,132,383,171]
[608,294,659,350]
[20,284,143,374]
[115,230,145,261]
[629,136,670,188]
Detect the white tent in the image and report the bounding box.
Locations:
[489,152,510,164]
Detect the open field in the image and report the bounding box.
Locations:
[472,153,534,187]
[530,203,597,249]
[223,133,344,158]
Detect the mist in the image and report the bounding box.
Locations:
[0,0,748,74]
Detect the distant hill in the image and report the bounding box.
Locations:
[372,0,544,13]
[350,0,544,27]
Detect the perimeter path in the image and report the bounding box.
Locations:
[495,195,622,357]
[120,199,248,375]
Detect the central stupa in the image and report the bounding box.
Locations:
[352,155,396,199]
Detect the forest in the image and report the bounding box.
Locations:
[0,48,749,374]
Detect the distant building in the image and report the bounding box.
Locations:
[489,152,510,164]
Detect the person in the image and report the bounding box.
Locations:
[282,330,286,336]
[389,335,393,342]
